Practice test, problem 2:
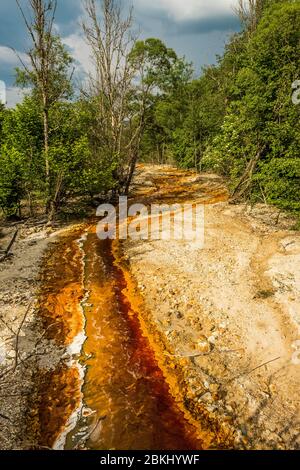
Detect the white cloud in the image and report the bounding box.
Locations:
[0,46,28,66]
[62,32,94,77]
[134,0,238,22]
[6,87,30,108]
[61,2,239,77]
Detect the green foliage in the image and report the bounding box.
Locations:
[168,0,300,217]
[0,99,43,216]
[0,97,117,217]
[133,39,193,163]
[1,1,299,220]
[3,39,194,218]
[254,158,300,211]
[0,146,25,216]
[205,0,300,213]
[172,72,227,168]
[130,38,192,92]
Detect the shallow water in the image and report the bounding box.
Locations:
[65,229,204,450]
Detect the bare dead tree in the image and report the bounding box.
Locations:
[82,0,149,194]
[234,0,265,36]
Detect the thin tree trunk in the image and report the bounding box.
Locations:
[47,171,63,226]
[231,146,265,202]
[124,154,138,195]
[43,103,50,213]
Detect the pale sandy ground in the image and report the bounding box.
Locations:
[0,222,65,449]
[124,165,300,449]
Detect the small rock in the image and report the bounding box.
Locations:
[6,350,16,359]
[196,336,212,354]
[226,405,234,413]
[204,380,210,389]
[208,330,220,343]
[0,343,6,364]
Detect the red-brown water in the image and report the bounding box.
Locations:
[65,229,205,450]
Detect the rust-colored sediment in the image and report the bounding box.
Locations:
[112,243,233,449]
[38,228,85,345]
[34,168,233,450]
[33,227,86,448]
[31,365,81,449]
[65,229,214,450]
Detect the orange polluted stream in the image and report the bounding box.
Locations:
[63,227,205,450]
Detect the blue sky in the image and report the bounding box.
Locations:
[0,0,241,107]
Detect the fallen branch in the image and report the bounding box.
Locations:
[33,322,57,348]
[0,229,18,262]
[13,301,34,372]
[16,442,54,451]
[228,356,281,384]
[169,351,212,359]
[0,316,18,336]
[0,303,55,382]
[283,240,295,251]
[169,348,243,359]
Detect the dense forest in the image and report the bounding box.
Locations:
[0,0,299,223]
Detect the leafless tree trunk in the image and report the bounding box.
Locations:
[82,0,148,194]
[46,170,63,226]
[234,0,265,36]
[230,145,266,202]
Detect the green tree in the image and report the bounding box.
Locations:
[0,98,43,217]
[16,0,73,221]
[202,0,300,214]
[131,38,193,164]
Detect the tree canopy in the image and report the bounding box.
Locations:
[0,0,299,222]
